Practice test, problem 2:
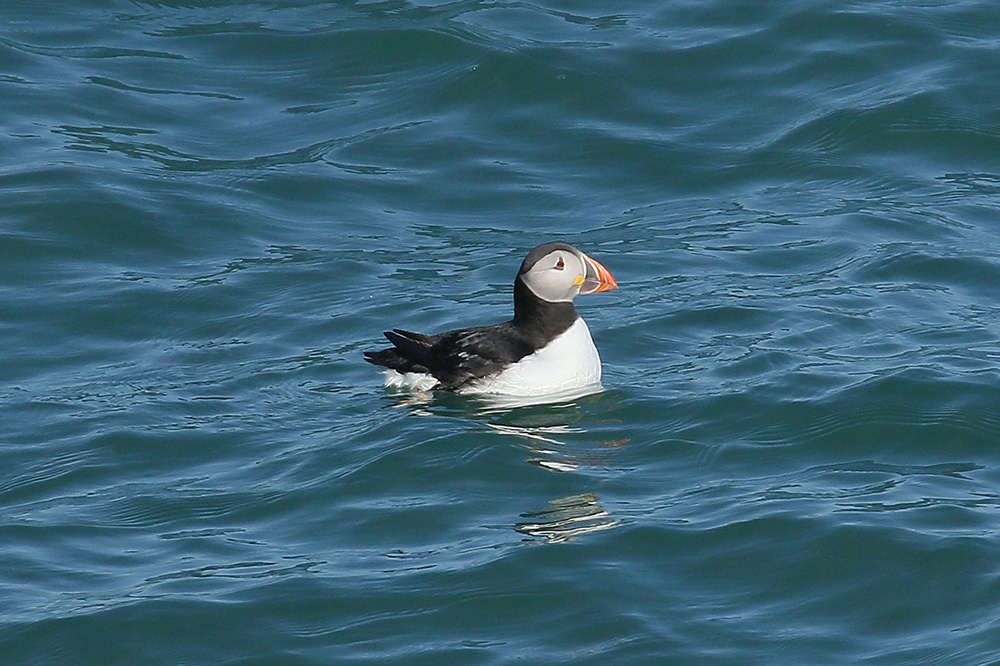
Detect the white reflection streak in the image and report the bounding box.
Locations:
[486,422,582,446]
[516,494,617,544]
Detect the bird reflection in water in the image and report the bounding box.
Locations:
[391,389,627,543]
[515,493,616,543]
[483,396,627,543]
[484,389,629,471]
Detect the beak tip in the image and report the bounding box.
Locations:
[582,253,618,294]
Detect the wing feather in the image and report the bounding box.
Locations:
[364,322,533,390]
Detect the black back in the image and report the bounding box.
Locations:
[364,267,579,390]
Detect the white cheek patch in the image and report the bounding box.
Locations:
[523,254,585,303]
[523,276,573,303]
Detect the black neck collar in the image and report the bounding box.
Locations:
[511,277,579,348]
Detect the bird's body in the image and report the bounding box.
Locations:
[379,317,601,397]
[364,242,617,399]
[459,317,601,397]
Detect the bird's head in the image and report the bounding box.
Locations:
[517,242,618,303]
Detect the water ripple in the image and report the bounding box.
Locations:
[5,0,1000,663]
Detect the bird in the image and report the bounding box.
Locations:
[364,242,618,398]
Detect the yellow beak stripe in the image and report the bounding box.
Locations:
[574,274,585,285]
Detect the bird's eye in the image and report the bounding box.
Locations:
[555,257,565,270]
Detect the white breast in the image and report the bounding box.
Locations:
[462,317,602,398]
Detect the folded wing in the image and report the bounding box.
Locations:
[364,324,534,390]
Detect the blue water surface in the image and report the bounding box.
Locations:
[3,1,1000,664]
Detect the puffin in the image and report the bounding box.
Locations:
[364,242,618,398]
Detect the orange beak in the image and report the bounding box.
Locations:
[579,253,618,294]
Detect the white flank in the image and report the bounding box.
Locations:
[382,370,439,392]
[462,317,602,398]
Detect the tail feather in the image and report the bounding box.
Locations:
[388,328,430,342]
[383,329,432,360]
[364,329,435,375]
